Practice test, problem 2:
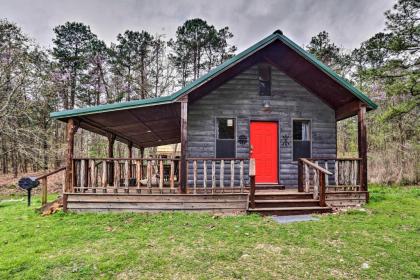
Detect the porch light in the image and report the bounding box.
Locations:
[263,100,271,108]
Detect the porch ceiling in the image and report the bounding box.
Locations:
[73,102,181,148]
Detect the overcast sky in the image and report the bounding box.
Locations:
[1,0,395,51]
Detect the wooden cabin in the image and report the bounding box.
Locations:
[50,30,377,215]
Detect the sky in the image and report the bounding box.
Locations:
[1,0,395,52]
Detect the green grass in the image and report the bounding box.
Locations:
[0,185,419,279]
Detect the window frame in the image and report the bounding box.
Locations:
[291,118,312,162]
[215,117,237,158]
[258,63,272,96]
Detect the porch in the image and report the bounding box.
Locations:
[58,156,367,214]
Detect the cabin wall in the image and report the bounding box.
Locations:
[187,65,336,186]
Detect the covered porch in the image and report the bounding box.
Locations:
[51,97,369,213]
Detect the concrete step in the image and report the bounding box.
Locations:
[254,199,320,208]
[248,206,332,216]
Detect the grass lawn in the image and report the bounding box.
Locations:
[0,185,419,279]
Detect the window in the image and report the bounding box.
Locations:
[293,120,311,161]
[258,64,271,96]
[216,118,236,158]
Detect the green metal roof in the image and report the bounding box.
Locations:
[50,30,377,120]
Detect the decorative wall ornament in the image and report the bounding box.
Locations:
[238,135,248,145]
[281,134,290,147]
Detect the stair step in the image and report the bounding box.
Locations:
[254,199,320,207]
[248,206,332,216]
[255,193,313,200]
[255,184,285,190]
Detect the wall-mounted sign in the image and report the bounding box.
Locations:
[238,135,248,145]
[281,134,290,147]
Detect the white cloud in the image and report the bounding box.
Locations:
[0,0,395,51]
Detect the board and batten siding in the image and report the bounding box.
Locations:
[187,65,336,187]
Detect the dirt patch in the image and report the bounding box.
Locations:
[0,172,64,196]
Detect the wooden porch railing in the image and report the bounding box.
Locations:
[72,157,180,194]
[298,158,362,192]
[185,158,249,193]
[36,166,66,206]
[298,158,332,206]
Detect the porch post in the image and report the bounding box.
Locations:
[64,118,78,211]
[180,96,188,193]
[128,141,133,179]
[107,133,116,186]
[140,147,144,181]
[358,105,368,191]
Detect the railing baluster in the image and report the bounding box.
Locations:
[203,160,207,190]
[324,161,328,186]
[186,160,189,191]
[80,159,86,192]
[124,160,129,193]
[211,161,216,193]
[193,160,197,194]
[114,160,120,191]
[147,160,152,191]
[335,160,339,186]
[102,160,107,193]
[159,159,164,193]
[220,160,224,191]
[230,160,234,189]
[239,160,244,192]
[313,166,319,199]
[304,164,309,192]
[170,159,175,193]
[90,160,96,192]
[136,160,141,192]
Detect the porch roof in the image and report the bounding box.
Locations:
[51,30,377,148]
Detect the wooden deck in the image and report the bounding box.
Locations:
[63,187,368,215]
[65,192,249,214]
[51,157,369,215]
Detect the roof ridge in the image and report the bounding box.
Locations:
[51,30,377,120]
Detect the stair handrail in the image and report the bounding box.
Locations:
[35,166,66,206]
[298,158,332,207]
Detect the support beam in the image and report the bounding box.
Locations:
[358,105,368,191]
[64,118,78,211]
[180,97,188,193]
[64,118,78,193]
[140,147,144,182]
[128,142,133,179]
[107,133,116,186]
[336,100,362,121]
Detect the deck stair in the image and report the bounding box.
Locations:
[248,191,332,216]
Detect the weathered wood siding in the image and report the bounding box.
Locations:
[187,65,336,186]
[66,193,248,214]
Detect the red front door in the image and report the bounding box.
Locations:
[250,121,278,184]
